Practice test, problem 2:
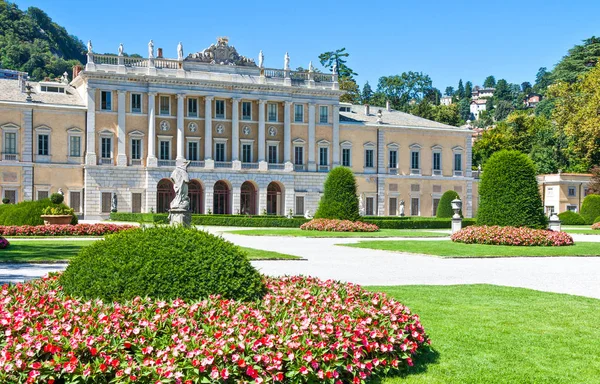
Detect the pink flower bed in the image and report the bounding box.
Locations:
[592,222,600,230]
[0,224,136,237]
[0,275,429,383]
[0,236,8,249]
[301,219,379,232]
[451,225,574,246]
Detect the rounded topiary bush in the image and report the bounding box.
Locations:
[436,190,462,218]
[315,166,360,221]
[581,194,600,225]
[477,150,547,229]
[59,226,266,302]
[558,211,586,225]
[0,199,52,226]
[50,193,64,205]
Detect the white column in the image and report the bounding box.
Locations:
[176,94,185,163]
[332,105,340,166]
[231,98,240,161]
[284,101,292,164]
[146,92,157,167]
[85,87,97,165]
[204,96,213,160]
[308,103,316,171]
[116,90,127,166]
[258,99,267,167]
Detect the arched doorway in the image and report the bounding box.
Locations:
[267,182,283,215]
[157,178,175,213]
[188,180,203,214]
[240,181,257,215]
[213,180,231,214]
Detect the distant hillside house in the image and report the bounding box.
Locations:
[440,96,453,106]
[470,99,488,119]
[471,87,495,100]
[538,173,593,215]
[524,93,542,108]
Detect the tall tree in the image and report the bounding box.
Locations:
[521,82,533,94]
[494,79,510,101]
[444,86,455,96]
[318,47,357,79]
[457,79,465,99]
[483,75,496,88]
[464,81,473,98]
[376,72,434,110]
[494,100,514,121]
[551,36,600,84]
[588,166,600,195]
[533,67,552,94]
[339,77,360,104]
[458,98,471,121]
[361,81,373,104]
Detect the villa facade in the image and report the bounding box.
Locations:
[0,38,478,219]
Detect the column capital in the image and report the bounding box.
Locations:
[204,95,214,101]
[231,97,241,103]
[284,100,293,106]
[176,93,185,100]
[258,99,267,105]
[332,104,340,111]
[117,89,127,95]
[148,91,157,97]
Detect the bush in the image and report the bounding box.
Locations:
[592,222,600,230]
[110,212,168,223]
[477,150,547,229]
[558,211,586,225]
[581,194,600,225]
[451,225,574,246]
[300,218,379,232]
[0,236,8,249]
[0,275,431,383]
[315,167,360,221]
[60,226,266,302]
[0,223,135,236]
[596,216,600,224]
[42,204,74,216]
[0,199,52,226]
[436,190,462,218]
[363,217,477,229]
[49,192,64,204]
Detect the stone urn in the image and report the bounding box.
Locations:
[41,215,73,225]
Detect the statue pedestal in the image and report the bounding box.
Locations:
[169,208,191,227]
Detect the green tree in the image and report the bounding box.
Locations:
[339,77,361,104]
[494,79,510,100]
[464,81,473,99]
[444,86,455,96]
[318,47,357,79]
[457,79,465,99]
[376,72,434,110]
[533,67,552,94]
[580,195,600,224]
[551,36,600,84]
[587,166,600,195]
[432,103,461,126]
[483,75,496,88]
[477,150,547,228]
[361,81,373,104]
[315,167,360,221]
[521,82,533,94]
[436,190,461,218]
[458,98,471,121]
[494,100,514,121]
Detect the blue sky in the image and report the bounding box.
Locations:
[13,0,600,91]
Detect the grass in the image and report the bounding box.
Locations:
[0,240,300,263]
[373,285,600,384]
[563,229,600,235]
[344,240,600,257]
[228,228,448,238]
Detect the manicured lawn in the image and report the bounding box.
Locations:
[239,246,301,260]
[228,228,448,238]
[374,285,600,383]
[0,240,96,263]
[563,229,600,235]
[0,240,300,263]
[344,240,600,257]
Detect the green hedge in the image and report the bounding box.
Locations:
[557,211,586,225]
[191,215,309,228]
[109,212,168,223]
[315,167,360,221]
[0,199,76,226]
[581,195,600,225]
[436,190,461,218]
[363,217,477,229]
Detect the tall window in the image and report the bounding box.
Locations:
[188,141,199,161]
[366,197,374,216]
[69,191,81,212]
[159,96,170,115]
[411,198,419,216]
[4,132,16,154]
[215,100,225,118]
[319,106,328,123]
[342,148,351,167]
[101,137,112,159]
[454,153,462,171]
[433,198,440,215]
[101,91,112,110]
[411,151,420,170]
[188,98,198,117]
[215,142,225,162]
[242,102,252,120]
[319,147,329,166]
[131,139,142,160]
[389,150,398,169]
[101,192,112,213]
[568,186,576,197]
[295,196,305,215]
[267,103,277,122]
[38,134,49,156]
[131,193,142,213]
[389,197,398,216]
[294,146,304,165]
[365,149,374,168]
[268,144,278,163]
[131,93,142,113]
[242,144,252,162]
[69,136,81,157]
[159,140,170,160]
[294,104,304,122]
[433,152,441,172]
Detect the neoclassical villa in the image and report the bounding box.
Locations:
[0,38,478,219]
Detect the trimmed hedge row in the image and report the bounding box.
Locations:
[557,211,587,225]
[109,212,168,223]
[0,199,77,226]
[363,217,477,229]
[191,215,309,228]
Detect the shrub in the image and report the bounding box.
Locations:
[0,199,52,226]
[363,217,477,229]
[592,222,600,230]
[315,167,360,221]
[41,204,74,216]
[0,275,430,383]
[49,192,64,204]
[60,226,266,302]
[581,194,600,224]
[477,150,547,229]
[110,212,168,223]
[0,236,8,249]
[301,218,379,232]
[451,225,574,246]
[596,216,600,224]
[436,190,462,218]
[0,223,135,236]
[558,211,586,225]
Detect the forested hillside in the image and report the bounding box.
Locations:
[0,0,85,80]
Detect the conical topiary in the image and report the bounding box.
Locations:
[314,167,360,221]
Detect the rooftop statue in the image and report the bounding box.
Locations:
[258,50,264,68]
[87,40,93,54]
[177,42,184,61]
[284,52,290,70]
[148,40,154,59]
[186,38,257,67]
[118,43,124,56]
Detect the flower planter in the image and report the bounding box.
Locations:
[41,215,73,225]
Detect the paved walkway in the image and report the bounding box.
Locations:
[2,227,600,300]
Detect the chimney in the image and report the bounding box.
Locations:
[157,48,163,58]
[365,104,370,116]
[386,100,391,112]
[72,65,82,79]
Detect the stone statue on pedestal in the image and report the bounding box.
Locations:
[284,52,290,70]
[304,210,313,219]
[111,193,118,213]
[359,194,366,216]
[177,42,184,61]
[399,200,405,217]
[87,40,93,54]
[168,161,191,226]
[148,40,154,59]
[258,50,264,68]
[118,43,124,56]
